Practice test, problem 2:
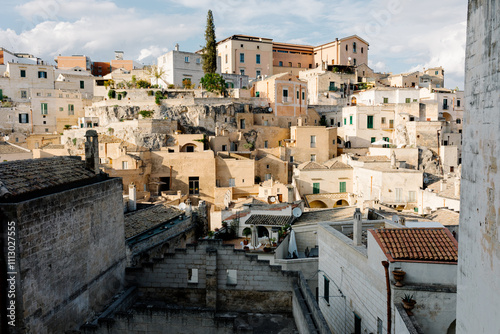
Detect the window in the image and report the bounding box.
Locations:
[345,44,348,51]
[324,276,330,304]
[443,98,448,109]
[38,71,47,78]
[353,42,357,53]
[290,156,294,162]
[225,54,228,63]
[68,104,74,115]
[256,70,261,77]
[265,173,271,180]
[240,119,245,129]
[408,191,416,202]
[330,119,334,126]
[184,56,190,62]
[457,99,461,107]
[367,115,374,129]
[80,81,85,89]
[20,70,26,77]
[298,62,301,68]
[361,47,364,54]
[59,107,64,111]
[21,90,27,99]
[288,62,292,67]
[41,103,48,115]
[229,178,235,187]
[405,98,411,103]
[312,182,320,194]
[344,118,346,125]
[189,177,200,195]
[329,82,336,91]
[353,58,356,66]
[283,88,288,102]
[188,269,198,283]
[302,91,305,100]
[310,135,316,148]
[435,70,439,75]
[350,115,353,125]
[279,61,283,67]
[264,140,268,148]
[240,69,245,75]
[256,54,261,64]
[196,58,201,64]
[122,161,128,169]
[227,269,237,285]
[395,188,403,202]
[266,164,270,169]
[389,119,394,128]
[240,53,244,63]
[47,93,51,97]
[381,117,386,124]
[19,114,29,124]
[377,318,383,334]
[354,314,362,334]
[456,118,461,124]
[371,137,376,143]
[310,154,316,162]
[222,144,227,151]
[383,97,389,103]
[297,90,300,99]
[339,182,346,193]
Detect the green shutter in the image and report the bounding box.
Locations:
[371,137,376,143]
[339,182,346,193]
[313,183,320,194]
[344,118,346,125]
[350,115,353,125]
[367,115,374,129]
[0,89,2,100]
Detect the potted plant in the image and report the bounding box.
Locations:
[243,228,251,245]
[207,231,214,239]
[392,268,406,287]
[270,237,277,247]
[402,294,417,316]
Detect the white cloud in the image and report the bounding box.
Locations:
[0,0,467,88]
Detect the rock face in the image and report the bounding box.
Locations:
[394,124,409,147]
[419,147,440,174]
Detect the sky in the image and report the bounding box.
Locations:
[0,0,468,89]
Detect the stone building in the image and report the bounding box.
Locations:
[157,44,204,88]
[456,1,500,332]
[0,133,127,333]
[318,214,458,333]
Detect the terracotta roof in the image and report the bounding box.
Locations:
[124,203,183,239]
[0,156,97,199]
[298,161,327,170]
[244,214,291,226]
[370,228,458,263]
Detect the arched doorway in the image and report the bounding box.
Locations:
[181,143,197,152]
[334,199,349,207]
[309,200,328,208]
[447,320,456,334]
[257,226,269,238]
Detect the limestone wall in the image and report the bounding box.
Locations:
[0,178,126,334]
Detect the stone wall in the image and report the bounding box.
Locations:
[125,240,297,313]
[0,178,127,334]
[457,1,500,333]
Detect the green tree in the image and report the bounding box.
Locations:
[200,73,226,95]
[202,10,217,74]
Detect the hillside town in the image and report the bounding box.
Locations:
[0,2,498,334]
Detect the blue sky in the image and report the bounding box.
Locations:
[0,0,468,89]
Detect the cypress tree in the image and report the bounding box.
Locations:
[202,10,217,74]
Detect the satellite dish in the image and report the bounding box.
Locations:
[178,203,187,210]
[292,207,302,218]
[268,107,273,112]
[269,196,276,202]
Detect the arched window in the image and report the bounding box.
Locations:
[353,42,357,53]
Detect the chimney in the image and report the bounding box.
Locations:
[440,180,447,192]
[84,130,99,174]
[175,43,179,51]
[390,151,397,169]
[115,51,124,60]
[353,208,362,246]
[128,183,137,211]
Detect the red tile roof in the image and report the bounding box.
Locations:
[370,228,458,263]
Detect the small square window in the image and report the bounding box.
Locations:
[227,269,237,285]
[20,70,26,77]
[185,56,190,62]
[188,269,198,283]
